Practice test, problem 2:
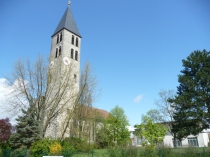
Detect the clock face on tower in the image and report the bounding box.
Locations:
[49,61,54,69]
[63,57,70,65]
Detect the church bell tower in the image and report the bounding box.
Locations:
[49,2,82,90]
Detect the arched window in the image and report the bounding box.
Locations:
[60,32,62,42]
[55,48,58,58]
[75,51,78,61]
[56,35,59,44]
[59,46,62,56]
[71,49,74,59]
[76,37,78,47]
[74,74,77,83]
[71,35,74,45]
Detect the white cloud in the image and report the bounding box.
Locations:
[0,78,10,119]
[0,78,23,124]
[133,94,143,103]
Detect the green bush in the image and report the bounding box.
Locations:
[122,147,138,157]
[107,148,121,157]
[61,139,75,156]
[62,137,90,152]
[9,147,27,157]
[30,138,56,157]
[0,148,11,157]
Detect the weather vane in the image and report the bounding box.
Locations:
[68,1,71,6]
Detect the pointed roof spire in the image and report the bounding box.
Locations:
[52,2,81,37]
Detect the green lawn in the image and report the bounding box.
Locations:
[71,147,210,157]
[72,149,108,157]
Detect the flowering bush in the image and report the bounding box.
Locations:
[50,142,62,155]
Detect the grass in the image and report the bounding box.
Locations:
[71,147,210,157]
[2,146,210,157]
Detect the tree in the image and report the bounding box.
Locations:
[154,90,177,147]
[169,49,210,139]
[105,105,130,146]
[0,118,13,146]
[2,55,99,139]
[60,62,100,140]
[134,116,167,147]
[10,104,41,148]
[141,109,164,123]
[95,127,110,148]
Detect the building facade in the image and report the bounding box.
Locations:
[130,127,209,147]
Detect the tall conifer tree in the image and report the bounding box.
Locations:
[169,49,210,139]
[10,105,41,148]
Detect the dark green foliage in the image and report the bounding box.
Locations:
[169,49,210,139]
[95,127,110,148]
[62,137,93,152]
[61,139,75,155]
[10,106,41,149]
[9,147,27,157]
[0,148,11,157]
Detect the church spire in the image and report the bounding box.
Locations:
[52,4,81,38]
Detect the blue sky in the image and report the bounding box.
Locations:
[0,0,210,126]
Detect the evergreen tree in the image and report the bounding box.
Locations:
[169,49,210,139]
[10,105,41,148]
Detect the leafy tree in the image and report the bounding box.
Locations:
[169,49,210,139]
[105,105,130,146]
[10,105,41,148]
[134,116,167,147]
[0,118,13,147]
[141,109,164,123]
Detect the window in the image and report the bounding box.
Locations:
[76,37,78,47]
[59,46,62,56]
[172,139,182,147]
[71,35,74,45]
[60,32,62,42]
[188,137,199,147]
[74,74,77,83]
[75,51,78,61]
[55,48,58,58]
[71,49,74,59]
[56,35,59,44]
[136,137,143,145]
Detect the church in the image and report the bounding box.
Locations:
[44,2,109,141]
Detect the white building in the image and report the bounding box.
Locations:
[130,126,209,147]
[163,130,209,147]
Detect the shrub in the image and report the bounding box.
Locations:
[49,142,62,155]
[30,138,55,157]
[9,147,27,157]
[62,137,90,152]
[107,148,121,157]
[0,148,11,157]
[122,147,138,157]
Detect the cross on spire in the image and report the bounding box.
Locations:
[68,1,71,6]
